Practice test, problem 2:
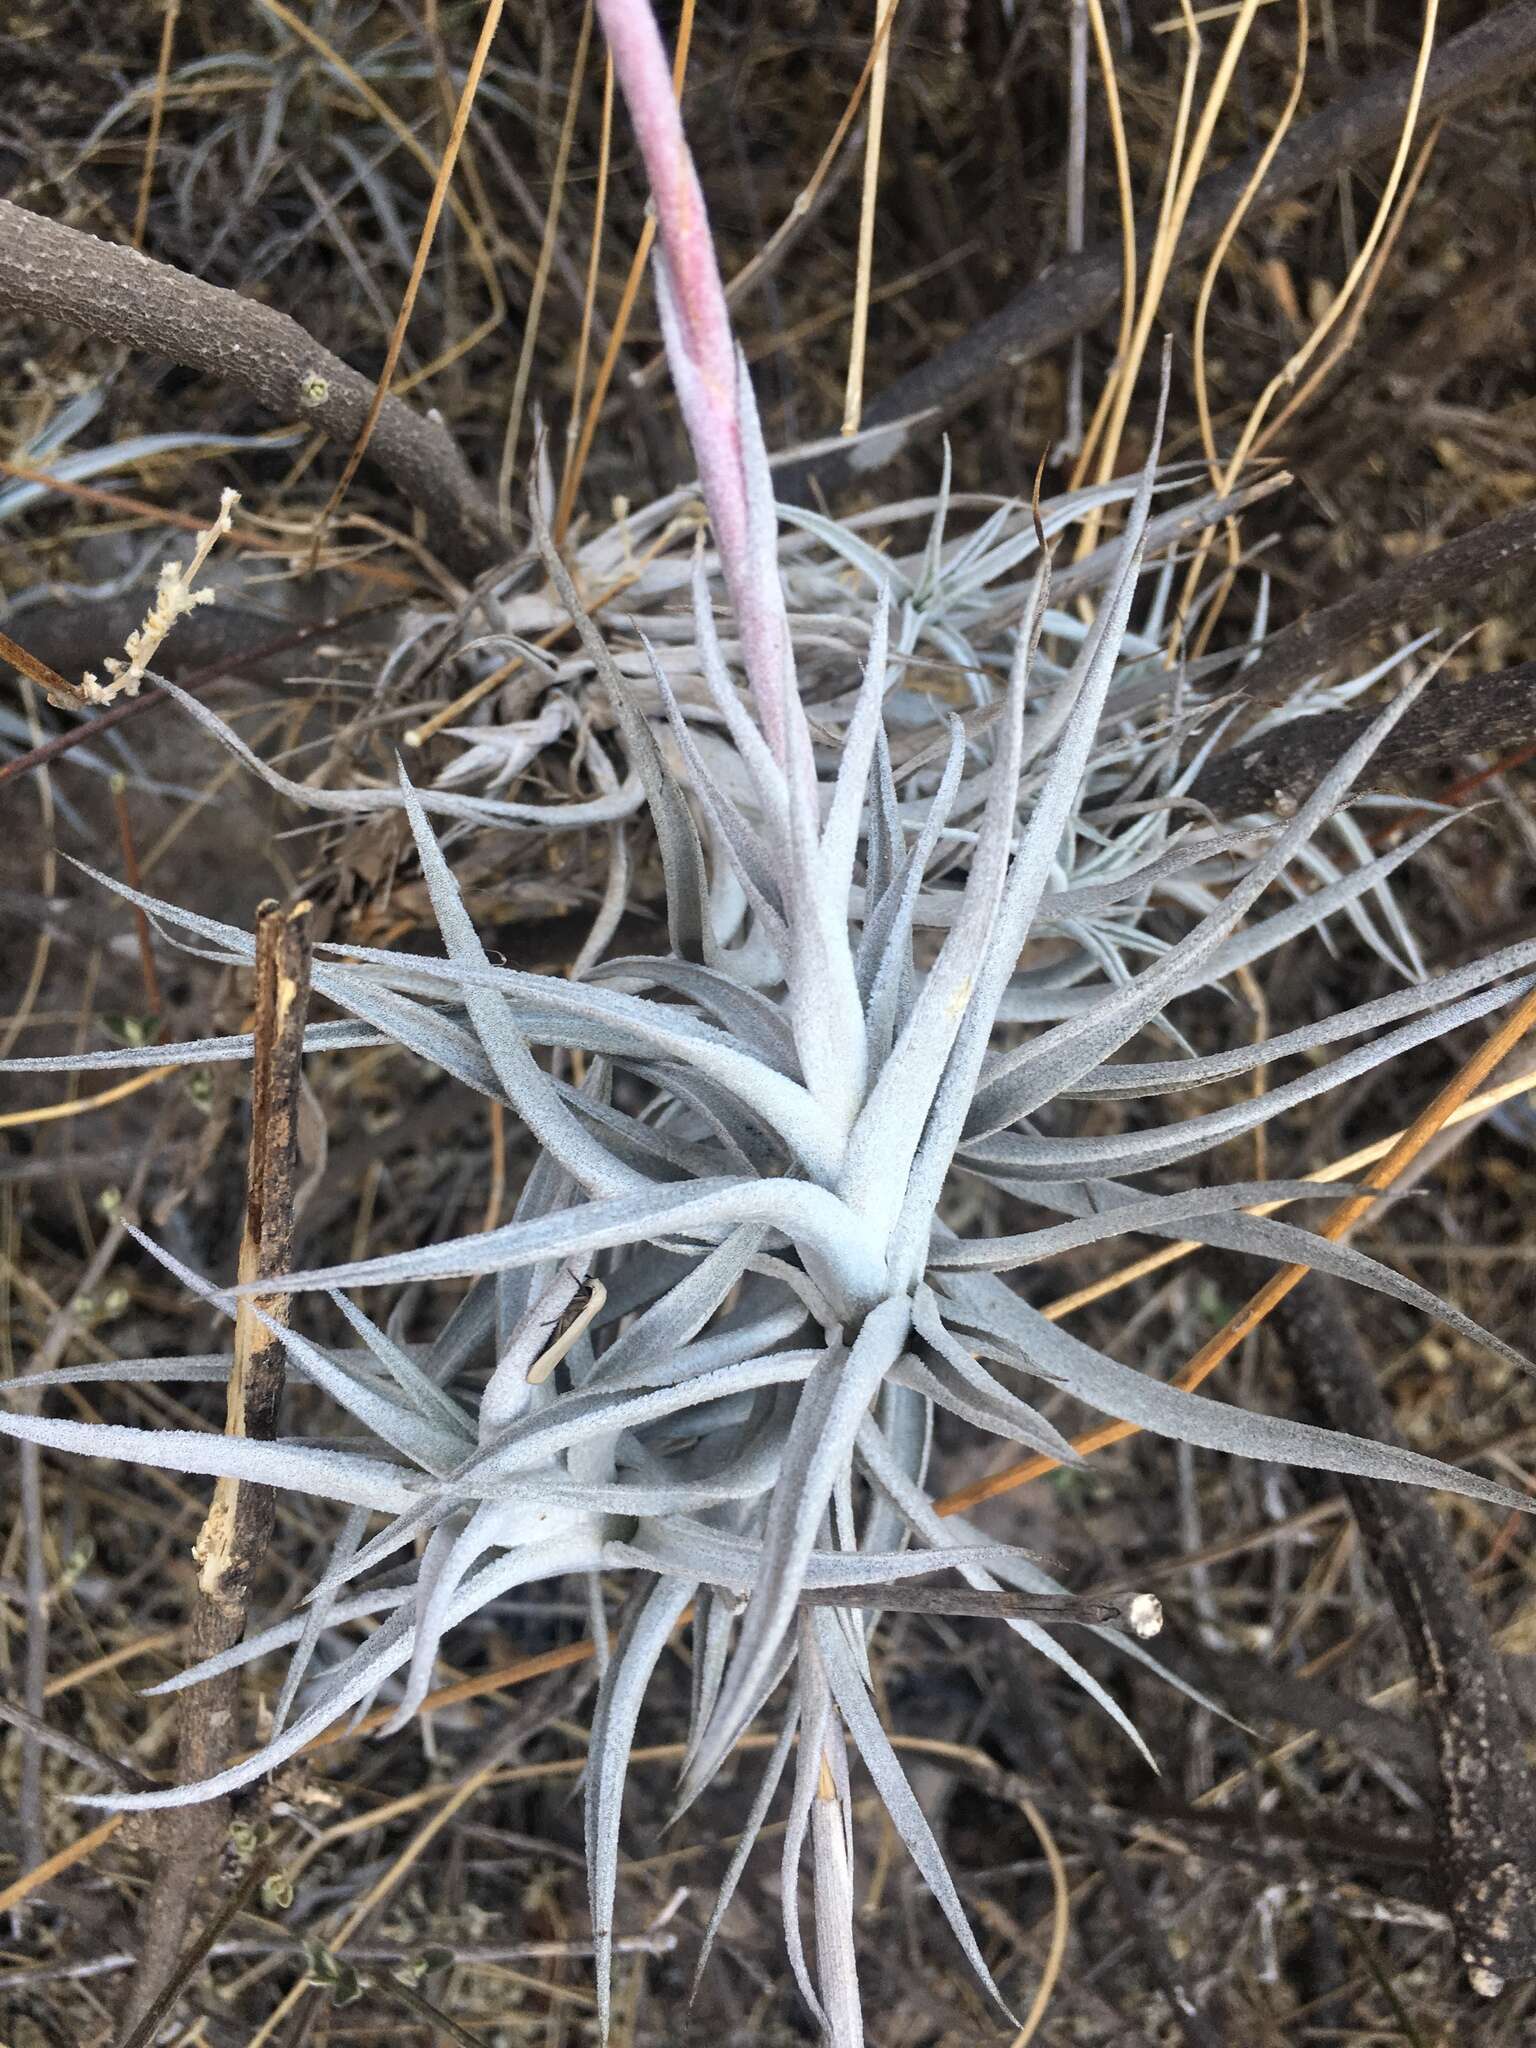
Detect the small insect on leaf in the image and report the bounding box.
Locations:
[526,1276,607,1384]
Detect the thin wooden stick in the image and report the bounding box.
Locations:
[119,901,313,2037]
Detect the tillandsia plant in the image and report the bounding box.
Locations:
[8,2,1536,2038]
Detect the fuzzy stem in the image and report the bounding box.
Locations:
[592,0,741,536]
[594,0,797,770]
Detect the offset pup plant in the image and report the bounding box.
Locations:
[5,2,1536,2038]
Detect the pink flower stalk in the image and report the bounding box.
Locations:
[594,0,796,770]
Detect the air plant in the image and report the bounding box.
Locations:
[6,2,1536,2039]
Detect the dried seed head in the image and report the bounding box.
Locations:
[81,488,239,704]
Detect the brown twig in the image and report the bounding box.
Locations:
[795,1583,1121,1625]
[0,625,91,708]
[1188,659,1536,819]
[778,1,1536,499]
[1215,502,1536,716]
[0,198,505,580]
[118,901,313,2041]
[311,0,508,566]
[1264,1272,1536,1996]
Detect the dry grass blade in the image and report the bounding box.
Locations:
[1075,0,1264,562]
[841,0,900,437]
[253,0,506,348]
[557,50,615,527]
[0,1815,127,1917]
[1228,0,1442,471]
[556,0,696,535]
[1179,0,1308,649]
[130,0,181,250]
[310,1636,603,1751]
[1009,1793,1070,2048]
[1066,0,1138,494]
[0,1065,177,1131]
[500,0,593,524]
[308,0,508,568]
[0,459,420,587]
[939,980,1536,1515]
[1180,1,1442,648]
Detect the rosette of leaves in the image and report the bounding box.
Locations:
[6,4,1536,2037]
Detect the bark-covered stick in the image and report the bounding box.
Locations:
[1269,1271,1536,1995]
[1218,502,1536,715]
[118,900,314,2041]
[1190,660,1536,819]
[0,199,505,580]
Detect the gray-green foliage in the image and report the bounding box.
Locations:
[4,4,1533,2034]
[7,396,1535,2028]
